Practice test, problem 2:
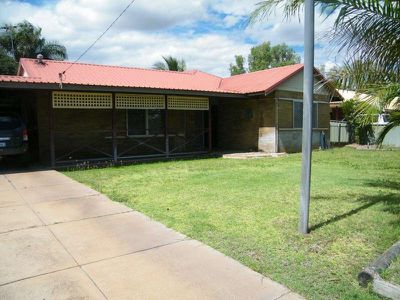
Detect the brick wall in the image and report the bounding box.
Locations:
[278,100,293,128]
[215,90,331,153]
[216,96,275,151]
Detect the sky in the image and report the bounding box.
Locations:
[0,0,342,77]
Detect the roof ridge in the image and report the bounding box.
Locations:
[20,58,208,76]
[194,70,222,79]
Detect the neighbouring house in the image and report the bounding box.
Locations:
[0,58,342,167]
[330,89,400,146]
[330,89,399,122]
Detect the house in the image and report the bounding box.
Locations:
[331,89,399,123]
[0,58,342,167]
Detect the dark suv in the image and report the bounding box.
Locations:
[0,113,29,157]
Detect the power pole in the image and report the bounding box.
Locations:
[299,0,315,234]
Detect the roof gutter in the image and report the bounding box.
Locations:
[0,82,248,98]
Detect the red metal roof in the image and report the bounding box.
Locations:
[0,58,305,95]
[220,64,304,94]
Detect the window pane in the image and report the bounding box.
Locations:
[312,103,318,128]
[148,109,164,135]
[293,102,303,128]
[127,110,146,135]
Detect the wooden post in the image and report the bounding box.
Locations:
[208,98,212,152]
[165,95,169,158]
[112,93,117,163]
[48,95,55,168]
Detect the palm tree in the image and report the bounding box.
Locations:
[153,56,186,71]
[0,21,67,62]
[250,0,400,144]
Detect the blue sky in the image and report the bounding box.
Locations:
[1,0,340,76]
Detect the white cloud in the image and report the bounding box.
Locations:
[0,0,342,76]
[223,15,242,28]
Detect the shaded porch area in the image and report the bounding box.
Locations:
[42,92,213,166]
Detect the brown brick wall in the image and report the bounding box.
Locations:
[277,100,330,130]
[277,100,293,128]
[318,103,330,129]
[216,96,275,151]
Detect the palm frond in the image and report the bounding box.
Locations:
[250,0,400,76]
[152,61,167,70]
[332,59,400,91]
[249,0,304,25]
[40,41,67,60]
[332,1,400,74]
[153,56,186,72]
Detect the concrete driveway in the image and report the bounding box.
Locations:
[0,170,303,300]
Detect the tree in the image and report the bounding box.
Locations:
[341,99,374,145]
[0,21,67,62]
[248,42,300,72]
[153,56,186,72]
[229,41,300,75]
[250,0,400,144]
[229,55,246,75]
[0,48,17,75]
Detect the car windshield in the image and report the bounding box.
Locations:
[0,116,20,130]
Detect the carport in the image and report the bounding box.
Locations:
[0,88,39,164]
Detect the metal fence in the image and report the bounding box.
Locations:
[330,121,350,144]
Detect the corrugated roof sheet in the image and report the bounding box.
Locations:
[220,64,304,94]
[0,58,306,95]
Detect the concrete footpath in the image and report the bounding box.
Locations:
[0,170,303,300]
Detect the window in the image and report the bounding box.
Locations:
[127,109,164,136]
[293,101,318,129]
[293,101,303,128]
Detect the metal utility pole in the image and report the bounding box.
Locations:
[299,0,315,234]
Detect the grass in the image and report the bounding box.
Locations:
[65,148,400,300]
[382,255,400,286]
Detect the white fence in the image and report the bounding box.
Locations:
[330,121,350,144]
[330,121,400,147]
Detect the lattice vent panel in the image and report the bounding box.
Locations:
[115,94,165,109]
[167,96,209,110]
[52,92,112,109]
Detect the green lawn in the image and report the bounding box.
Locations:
[382,255,400,286]
[65,148,400,300]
